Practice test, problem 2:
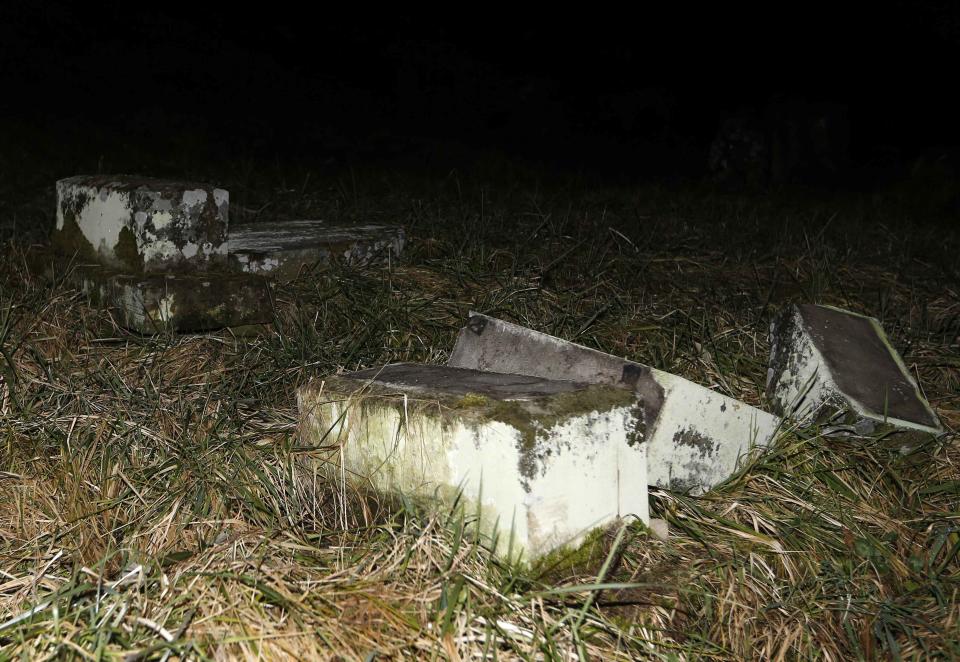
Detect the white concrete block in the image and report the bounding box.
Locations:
[297,363,648,561]
[767,304,941,434]
[447,313,781,494]
[54,175,229,273]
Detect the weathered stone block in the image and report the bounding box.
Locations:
[227,220,404,277]
[767,304,941,434]
[297,363,648,561]
[54,175,229,273]
[71,264,270,333]
[447,313,781,494]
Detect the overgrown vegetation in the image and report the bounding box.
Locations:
[0,160,957,659]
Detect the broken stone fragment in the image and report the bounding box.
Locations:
[447,313,781,494]
[54,175,229,273]
[297,363,648,562]
[647,518,669,541]
[226,220,405,277]
[767,304,941,435]
[70,263,271,333]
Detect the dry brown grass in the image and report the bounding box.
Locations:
[1,175,958,659]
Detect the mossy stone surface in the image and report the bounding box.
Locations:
[67,262,271,333]
[298,365,648,562]
[330,364,638,484]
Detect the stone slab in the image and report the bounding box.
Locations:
[767,304,941,434]
[69,263,270,333]
[298,363,648,561]
[447,313,781,494]
[227,220,404,277]
[54,175,229,273]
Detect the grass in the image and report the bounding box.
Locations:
[0,159,958,659]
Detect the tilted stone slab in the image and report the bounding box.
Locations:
[54,175,229,273]
[71,264,270,333]
[227,220,405,277]
[447,313,781,494]
[297,363,648,561]
[767,304,941,435]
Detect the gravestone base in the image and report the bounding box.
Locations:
[298,363,649,562]
[67,262,271,333]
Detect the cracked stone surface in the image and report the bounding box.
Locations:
[54,175,229,273]
[447,313,781,494]
[767,304,941,435]
[298,363,648,561]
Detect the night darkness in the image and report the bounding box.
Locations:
[2,2,959,182]
[2,4,960,657]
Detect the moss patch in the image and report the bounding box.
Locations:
[485,385,637,484]
[453,392,490,408]
[316,377,638,489]
[531,525,617,581]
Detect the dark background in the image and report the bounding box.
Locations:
[1,2,958,186]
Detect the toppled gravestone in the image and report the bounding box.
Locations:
[298,363,648,562]
[447,313,781,494]
[767,304,942,435]
[227,220,405,277]
[51,175,404,332]
[54,175,230,273]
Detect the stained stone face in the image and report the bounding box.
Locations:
[71,264,270,333]
[447,313,781,494]
[297,363,648,561]
[227,220,405,277]
[54,175,229,273]
[767,304,941,434]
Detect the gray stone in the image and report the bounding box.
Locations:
[767,304,941,435]
[54,175,229,273]
[298,363,648,561]
[447,313,781,494]
[227,220,404,277]
[647,518,669,541]
[69,263,270,333]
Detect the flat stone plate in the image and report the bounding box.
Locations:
[347,363,588,400]
[797,304,940,429]
[227,220,404,276]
